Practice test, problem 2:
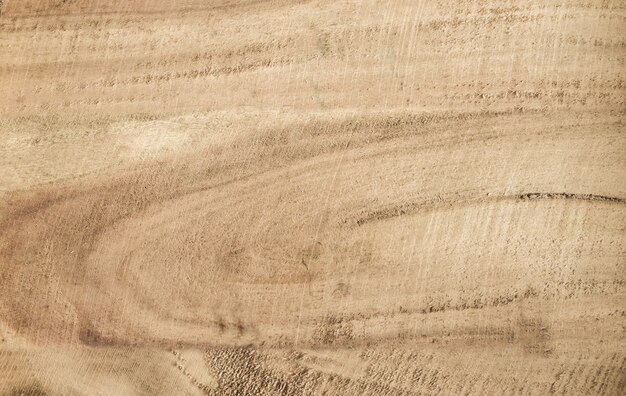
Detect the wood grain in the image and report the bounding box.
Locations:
[0,1,625,395]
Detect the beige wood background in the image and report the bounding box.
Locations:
[0,1,625,394]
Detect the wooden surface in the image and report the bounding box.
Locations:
[0,1,625,395]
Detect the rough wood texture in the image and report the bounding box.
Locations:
[0,1,625,395]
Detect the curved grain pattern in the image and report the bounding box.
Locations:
[1,0,624,395]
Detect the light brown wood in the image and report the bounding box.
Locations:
[0,1,625,395]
